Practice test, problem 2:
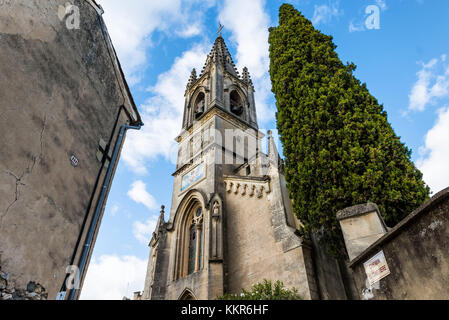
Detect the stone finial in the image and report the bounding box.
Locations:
[242,67,254,88]
[267,130,280,167]
[186,68,197,89]
[156,205,165,231]
[337,203,388,261]
[150,205,166,247]
[159,205,165,222]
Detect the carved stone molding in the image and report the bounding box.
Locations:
[209,194,224,261]
[223,176,271,199]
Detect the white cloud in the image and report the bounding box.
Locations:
[417,107,449,194]
[349,20,366,32]
[80,255,147,300]
[97,0,215,84]
[133,216,158,245]
[409,56,449,112]
[312,3,342,26]
[219,0,274,124]
[127,180,158,210]
[175,23,202,38]
[122,44,210,173]
[110,204,119,217]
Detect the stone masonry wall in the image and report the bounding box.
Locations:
[0,266,48,300]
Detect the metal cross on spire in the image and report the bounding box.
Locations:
[217,23,223,37]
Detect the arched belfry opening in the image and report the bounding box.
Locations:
[230,90,243,116]
[194,92,205,119]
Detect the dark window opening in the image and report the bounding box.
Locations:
[194,92,205,119]
[230,90,243,116]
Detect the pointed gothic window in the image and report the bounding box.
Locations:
[186,207,204,275]
[230,90,243,116]
[177,204,204,279]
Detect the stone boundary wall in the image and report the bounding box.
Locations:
[348,187,449,300]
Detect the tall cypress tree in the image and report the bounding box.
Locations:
[269,4,429,254]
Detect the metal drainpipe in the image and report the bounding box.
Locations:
[68,123,142,300]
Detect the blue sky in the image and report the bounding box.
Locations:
[80,0,449,299]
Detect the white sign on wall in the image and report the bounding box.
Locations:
[181,162,205,192]
[363,250,391,286]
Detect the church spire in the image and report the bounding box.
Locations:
[199,35,239,78]
[181,32,258,130]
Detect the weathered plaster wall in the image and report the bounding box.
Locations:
[0,0,138,299]
[349,188,449,300]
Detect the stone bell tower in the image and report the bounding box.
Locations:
[141,34,319,300]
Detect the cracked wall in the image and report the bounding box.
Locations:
[0,0,139,299]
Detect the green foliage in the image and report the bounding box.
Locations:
[268,4,430,256]
[217,280,302,300]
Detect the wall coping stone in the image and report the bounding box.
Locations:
[337,203,380,221]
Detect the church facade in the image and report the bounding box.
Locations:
[141,35,319,300]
